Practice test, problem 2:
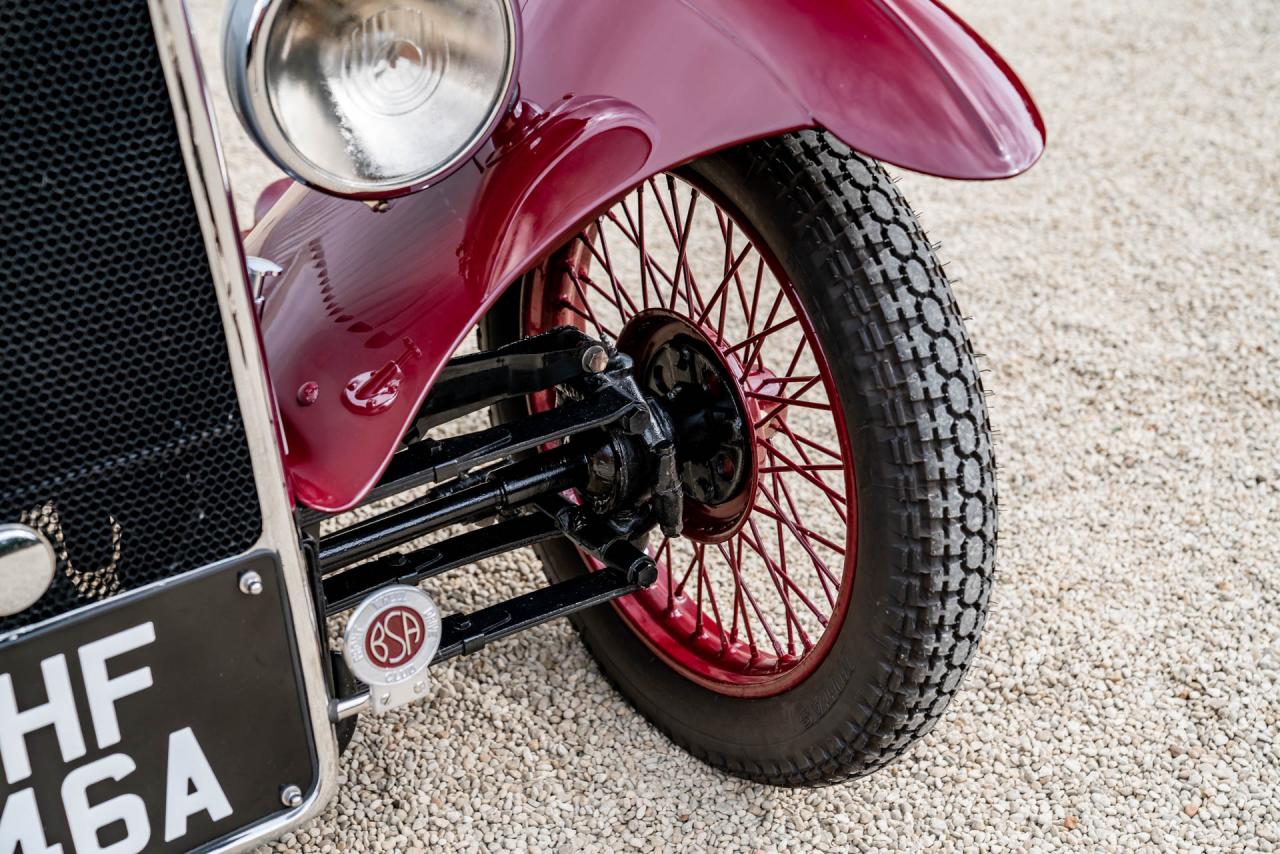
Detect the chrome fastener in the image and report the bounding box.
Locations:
[280,785,304,808]
[582,345,609,374]
[245,255,283,315]
[238,570,264,596]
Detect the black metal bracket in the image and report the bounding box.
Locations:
[434,564,644,661]
[322,513,559,616]
[535,495,657,587]
[365,380,644,506]
[315,327,675,575]
[318,445,586,573]
[405,327,607,440]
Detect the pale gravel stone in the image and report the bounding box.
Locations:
[181,0,1279,849]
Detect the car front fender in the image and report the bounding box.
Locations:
[248,0,1044,512]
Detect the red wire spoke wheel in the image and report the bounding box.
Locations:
[525,171,857,698]
[481,131,996,785]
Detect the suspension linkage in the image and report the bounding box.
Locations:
[328,498,658,723]
[318,444,586,573]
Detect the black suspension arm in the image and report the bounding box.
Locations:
[317,446,586,573]
[366,383,643,506]
[404,327,606,439]
[322,514,559,616]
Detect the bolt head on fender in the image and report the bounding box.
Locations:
[342,585,442,714]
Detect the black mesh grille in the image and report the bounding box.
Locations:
[0,0,262,633]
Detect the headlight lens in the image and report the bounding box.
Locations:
[225,0,520,198]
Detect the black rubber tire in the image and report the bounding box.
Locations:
[480,130,996,786]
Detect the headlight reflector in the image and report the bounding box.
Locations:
[225,0,520,198]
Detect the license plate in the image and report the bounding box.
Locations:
[0,553,316,853]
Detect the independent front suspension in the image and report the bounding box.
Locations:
[306,328,681,724]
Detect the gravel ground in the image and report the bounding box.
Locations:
[188,0,1280,849]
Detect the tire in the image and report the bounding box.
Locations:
[480,130,996,785]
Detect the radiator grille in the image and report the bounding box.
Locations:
[0,0,262,634]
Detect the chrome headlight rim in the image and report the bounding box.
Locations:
[224,0,521,200]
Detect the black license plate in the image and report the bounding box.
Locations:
[0,553,317,853]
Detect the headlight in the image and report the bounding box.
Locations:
[225,0,520,198]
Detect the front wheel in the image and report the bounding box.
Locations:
[481,130,996,785]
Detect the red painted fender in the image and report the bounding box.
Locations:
[247,0,1044,512]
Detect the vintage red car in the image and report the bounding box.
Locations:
[0,0,1041,849]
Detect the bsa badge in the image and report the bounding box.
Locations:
[342,585,442,714]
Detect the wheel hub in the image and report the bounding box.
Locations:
[617,310,757,543]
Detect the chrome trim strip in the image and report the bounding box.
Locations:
[147,0,339,849]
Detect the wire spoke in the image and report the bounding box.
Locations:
[772,469,844,605]
[675,543,701,596]
[555,294,615,339]
[569,267,624,314]
[744,519,815,652]
[581,228,641,317]
[693,243,754,329]
[620,187,653,310]
[647,179,687,310]
[742,256,765,346]
[669,183,704,315]
[783,335,809,379]
[715,541,785,658]
[755,486,843,598]
[760,440,848,520]
[753,374,821,388]
[738,524,829,627]
[751,377,830,430]
[769,471,801,650]
[721,537,754,650]
[656,537,674,613]
[758,463,844,475]
[748,390,830,412]
[780,424,845,462]
[723,315,799,357]
[604,209,678,295]
[694,545,729,652]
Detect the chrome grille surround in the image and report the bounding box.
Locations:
[0,0,339,848]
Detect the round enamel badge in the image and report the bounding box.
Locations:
[342,585,442,713]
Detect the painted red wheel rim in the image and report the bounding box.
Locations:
[524,173,857,697]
